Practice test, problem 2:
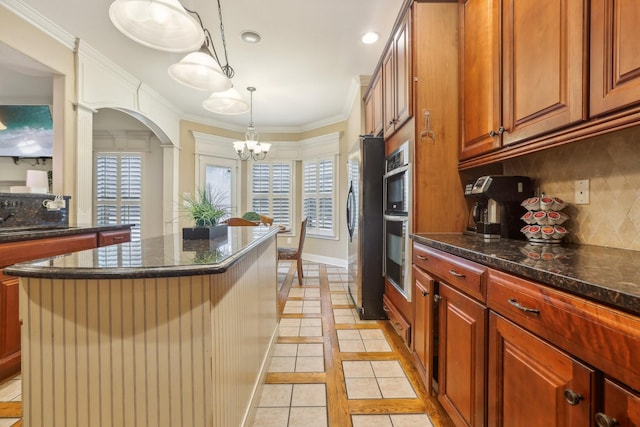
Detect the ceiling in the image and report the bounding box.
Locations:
[1,0,405,133]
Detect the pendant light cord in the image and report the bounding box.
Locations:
[183,0,234,79]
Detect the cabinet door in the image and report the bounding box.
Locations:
[365,89,374,135]
[372,71,383,136]
[0,273,19,360]
[459,0,501,160]
[501,0,586,146]
[438,282,487,427]
[413,265,435,390]
[382,47,396,137]
[393,11,411,131]
[590,0,640,117]
[597,378,640,427]
[488,313,594,427]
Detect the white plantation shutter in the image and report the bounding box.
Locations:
[249,161,292,227]
[303,157,336,237]
[95,152,143,267]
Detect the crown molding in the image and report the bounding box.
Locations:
[0,0,75,49]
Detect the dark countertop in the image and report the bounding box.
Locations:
[411,232,640,316]
[5,225,279,279]
[0,224,132,243]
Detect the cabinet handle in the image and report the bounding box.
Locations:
[448,269,465,278]
[416,255,427,261]
[434,294,442,303]
[489,126,506,137]
[421,289,428,297]
[508,298,540,315]
[563,389,583,406]
[113,236,124,241]
[382,305,389,312]
[595,412,619,427]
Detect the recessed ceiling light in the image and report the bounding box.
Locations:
[361,32,379,45]
[241,31,262,44]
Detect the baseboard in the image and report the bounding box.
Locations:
[302,253,347,269]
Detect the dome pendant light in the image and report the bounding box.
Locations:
[109,0,205,52]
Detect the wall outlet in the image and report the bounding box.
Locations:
[575,179,590,204]
[287,237,292,244]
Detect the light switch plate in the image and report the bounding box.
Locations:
[575,179,590,204]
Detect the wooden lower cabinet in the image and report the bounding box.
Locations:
[412,265,435,391]
[0,273,20,380]
[488,312,595,426]
[438,282,487,427]
[599,378,640,426]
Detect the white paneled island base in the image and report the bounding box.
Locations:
[17,237,278,427]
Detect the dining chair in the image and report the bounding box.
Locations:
[277,217,308,285]
[227,217,259,226]
[259,214,274,226]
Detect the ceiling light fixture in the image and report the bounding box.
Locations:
[109,0,205,52]
[110,0,249,114]
[361,32,379,44]
[240,30,262,44]
[233,87,271,161]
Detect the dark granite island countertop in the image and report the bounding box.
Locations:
[411,232,640,316]
[5,225,279,279]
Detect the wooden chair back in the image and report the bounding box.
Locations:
[227,217,258,226]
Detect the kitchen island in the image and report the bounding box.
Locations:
[5,225,279,427]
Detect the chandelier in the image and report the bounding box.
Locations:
[233,87,271,161]
[109,0,249,114]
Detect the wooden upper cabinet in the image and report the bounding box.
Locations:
[460,0,586,160]
[590,0,640,117]
[459,0,501,160]
[501,0,586,146]
[383,9,412,139]
[364,72,383,136]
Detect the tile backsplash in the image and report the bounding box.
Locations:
[503,125,640,251]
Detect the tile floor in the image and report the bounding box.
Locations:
[0,260,451,427]
[250,261,448,427]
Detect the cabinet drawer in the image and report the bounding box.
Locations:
[98,229,131,247]
[488,269,640,392]
[383,294,411,348]
[0,234,97,267]
[413,243,487,302]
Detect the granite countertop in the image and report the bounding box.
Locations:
[5,225,279,280]
[411,232,640,316]
[0,224,132,243]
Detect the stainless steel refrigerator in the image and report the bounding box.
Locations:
[346,135,386,319]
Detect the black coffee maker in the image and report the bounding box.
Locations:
[464,176,534,240]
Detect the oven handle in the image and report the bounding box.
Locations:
[384,164,409,179]
[384,214,409,222]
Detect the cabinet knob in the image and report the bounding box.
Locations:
[563,389,583,406]
[416,255,427,261]
[421,289,428,297]
[595,412,619,427]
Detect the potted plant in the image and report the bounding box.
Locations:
[182,186,229,240]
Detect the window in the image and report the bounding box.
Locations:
[303,157,335,237]
[249,161,293,227]
[95,152,143,266]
